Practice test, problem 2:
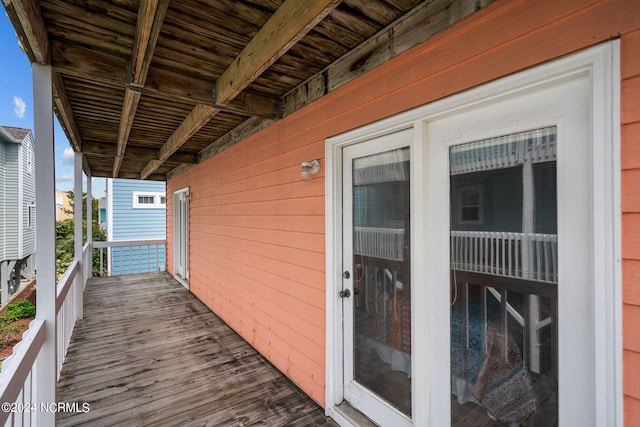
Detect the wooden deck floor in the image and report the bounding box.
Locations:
[57,272,337,426]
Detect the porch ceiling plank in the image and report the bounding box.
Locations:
[83,142,196,165]
[214,0,342,105]
[51,40,279,119]
[3,0,49,64]
[140,104,218,179]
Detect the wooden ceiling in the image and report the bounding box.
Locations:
[4,0,490,181]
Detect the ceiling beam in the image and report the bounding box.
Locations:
[113,88,142,177]
[52,72,82,152]
[51,40,279,119]
[140,104,218,179]
[113,0,169,178]
[130,0,169,86]
[214,0,341,105]
[4,0,49,64]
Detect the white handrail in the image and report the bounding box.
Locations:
[93,239,166,276]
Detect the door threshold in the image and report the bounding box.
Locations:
[334,402,380,427]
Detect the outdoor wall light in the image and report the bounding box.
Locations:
[300,159,320,181]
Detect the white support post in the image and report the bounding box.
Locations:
[33,63,57,425]
[74,153,83,319]
[86,174,92,285]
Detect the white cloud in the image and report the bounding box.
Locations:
[62,147,75,164]
[13,96,26,118]
[56,174,73,183]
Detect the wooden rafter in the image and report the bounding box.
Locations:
[113,88,141,177]
[113,0,168,178]
[140,104,218,179]
[214,0,341,105]
[130,0,169,86]
[4,0,49,64]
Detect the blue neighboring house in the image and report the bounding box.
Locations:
[106,178,166,274]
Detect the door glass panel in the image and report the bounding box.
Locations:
[352,147,411,416]
[449,128,558,425]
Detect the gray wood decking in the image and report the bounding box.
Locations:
[57,272,337,426]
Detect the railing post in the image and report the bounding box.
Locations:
[33,63,57,426]
[86,173,93,284]
[74,153,84,320]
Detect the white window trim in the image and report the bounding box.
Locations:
[325,42,621,426]
[132,191,166,209]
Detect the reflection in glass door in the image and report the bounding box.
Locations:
[343,139,412,426]
[449,128,558,426]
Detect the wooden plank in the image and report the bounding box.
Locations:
[130,0,169,86]
[56,272,336,426]
[51,40,279,119]
[214,0,341,105]
[140,104,218,179]
[4,0,49,64]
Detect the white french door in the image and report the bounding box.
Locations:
[327,43,619,426]
[341,128,413,426]
[174,188,189,288]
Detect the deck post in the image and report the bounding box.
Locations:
[33,63,57,426]
[74,152,84,319]
[86,173,92,285]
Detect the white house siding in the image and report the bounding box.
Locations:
[0,142,5,262]
[3,144,19,260]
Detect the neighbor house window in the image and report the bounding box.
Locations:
[458,185,483,224]
[132,192,166,209]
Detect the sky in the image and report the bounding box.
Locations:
[0,11,107,199]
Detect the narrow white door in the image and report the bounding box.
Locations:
[341,128,413,426]
[425,70,599,425]
[174,188,189,288]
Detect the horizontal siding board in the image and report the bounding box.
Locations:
[624,304,640,353]
[111,178,166,241]
[623,260,640,306]
[188,248,325,321]
[621,122,640,170]
[625,349,640,399]
[189,239,325,293]
[189,213,325,235]
[623,213,640,260]
[622,29,640,80]
[625,396,640,427]
[190,233,325,273]
[622,75,640,125]
[622,169,640,212]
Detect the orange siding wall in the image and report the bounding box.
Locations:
[167,0,640,419]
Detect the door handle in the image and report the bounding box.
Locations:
[339,289,351,298]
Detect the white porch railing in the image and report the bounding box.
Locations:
[450,231,558,283]
[93,239,166,276]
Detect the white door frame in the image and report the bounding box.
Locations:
[325,42,621,426]
[173,187,190,288]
